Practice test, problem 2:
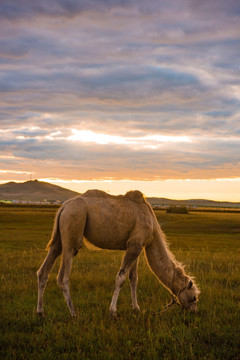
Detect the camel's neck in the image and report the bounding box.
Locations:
[144,227,185,295]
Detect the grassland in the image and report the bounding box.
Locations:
[0,206,239,360]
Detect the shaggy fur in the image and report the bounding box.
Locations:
[37,190,200,317]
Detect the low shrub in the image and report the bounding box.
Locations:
[166,206,189,214]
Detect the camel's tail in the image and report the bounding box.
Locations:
[46,206,64,252]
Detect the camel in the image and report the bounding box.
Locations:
[37,190,200,317]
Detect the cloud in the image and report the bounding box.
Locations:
[0,0,240,184]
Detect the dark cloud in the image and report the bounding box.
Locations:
[12,128,51,138]
[1,0,239,21]
[0,0,135,19]
[0,63,200,94]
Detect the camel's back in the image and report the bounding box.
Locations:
[77,190,153,250]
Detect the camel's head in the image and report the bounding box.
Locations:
[177,279,200,312]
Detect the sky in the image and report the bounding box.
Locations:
[0,0,240,201]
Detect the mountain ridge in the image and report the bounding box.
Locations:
[147,197,240,208]
[0,180,239,207]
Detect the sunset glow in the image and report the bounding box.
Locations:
[67,129,192,147]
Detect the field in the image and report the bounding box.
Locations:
[0,206,239,360]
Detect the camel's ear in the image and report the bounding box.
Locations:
[187,280,193,289]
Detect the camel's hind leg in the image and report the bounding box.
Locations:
[57,202,86,316]
[109,243,142,317]
[57,249,76,316]
[37,245,61,315]
[129,258,140,312]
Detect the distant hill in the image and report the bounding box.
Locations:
[0,180,80,201]
[147,197,240,208]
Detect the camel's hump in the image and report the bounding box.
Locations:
[81,189,145,203]
[124,190,145,203]
[83,189,108,198]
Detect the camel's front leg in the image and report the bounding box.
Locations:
[129,258,140,312]
[109,244,142,317]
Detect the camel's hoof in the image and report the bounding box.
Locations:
[132,304,140,312]
[110,310,118,318]
[36,311,45,317]
[132,307,141,315]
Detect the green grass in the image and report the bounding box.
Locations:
[0,207,239,359]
